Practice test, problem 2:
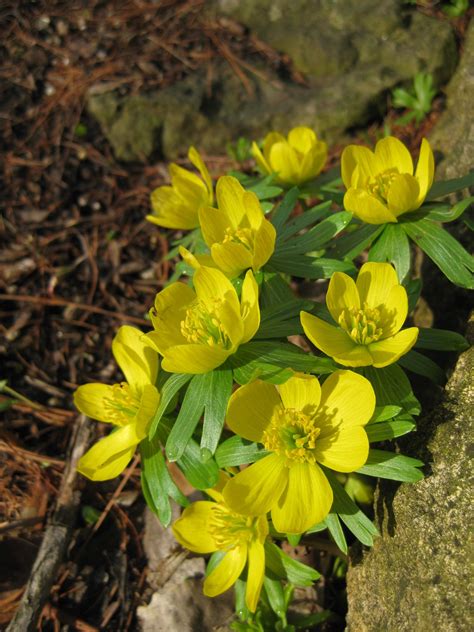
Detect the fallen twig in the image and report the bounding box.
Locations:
[6,414,92,632]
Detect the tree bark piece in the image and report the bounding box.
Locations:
[7,414,92,632]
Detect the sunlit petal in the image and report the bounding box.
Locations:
[277,373,321,416]
[226,380,280,442]
[317,370,375,432]
[326,271,360,322]
[315,426,369,472]
[344,188,397,224]
[172,502,219,553]
[386,173,420,216]
[204,544,247,597]
[74,383,118,423]
[356,262,399,309]
[240,270,260,343]
[414,138,435,206]
[379,284,408,337]
[374,136,414,175]
[161,343,231,374]
[188,146,213,203]
[112,326,158,391]
[369,327,418,368]
[245,540,265,612]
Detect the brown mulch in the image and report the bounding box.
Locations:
[0,1,471,630]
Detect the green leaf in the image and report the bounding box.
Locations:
[324,513,347,554]
[140,436,188,526]
[200,368,233,456]
[148,373,192,439]
[426,172,474,201]
[269,255,355,279]
[415,327,469,351]
[405,278,422,313]
[274,211,352,256]
[366,419,416,442]
[329,224,383,260]
[304,520,327,535]
[177,438,219,490]
[271,187,300,232]
[369,223,411,282]
[397,350,445,385]
[256,299,313,339]
[324,469,378,546]
[403,219,474,288]
[359,364,421,415]
[368,404,403,423]
[263,577,286,617]
[229,341,337,385]
[260,271,295,309]
[277,201,333,242]
[264,541,320,586]
[357,449,424,482]
[414,196,473,222]
[215,435,269,467]
[166,373,209,461]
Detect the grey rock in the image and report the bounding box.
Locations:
[87,2,457,161]
[345,319,474,632]
[429,21,474,179]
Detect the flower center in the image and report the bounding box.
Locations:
[209,505,259,550]
[180,299,232,348]
[103,383,140,426]
[368,169,398,203]
[261,408,321,465]
[222,226,254,252]
[338,304,384,345]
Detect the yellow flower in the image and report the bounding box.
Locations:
[252,126,327,186]
[172,475,268,612]
[223,371,375,534]
[74,326,160,481]
[146,146,213,229]
[342,136,434,224]
[198,176,276,278]
[147,265,260,374]
[300,262,418,368]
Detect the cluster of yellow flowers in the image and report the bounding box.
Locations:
[73,127,445,612]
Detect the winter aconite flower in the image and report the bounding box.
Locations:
[252,127,327,186]
[172,475,268,612]
[223,371,375,534]
[146,146,213,229]
[342,136,434,224]
[147,266,259,374]
[74,326,160,481]
[198,176,276,278]
[300,262,418,367]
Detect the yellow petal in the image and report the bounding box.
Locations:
[253,219,276,272]
[161,343,231,374]
[379,284,408,337]
[74,383,117,423]
[326,271,360,322]
[210,242,253,277]
[188,146,213,203]
[134,384,160,438]
[268,142,300,184]
[240,270,260,344]
[271,462,333,534]
[226,380,280,442]
[374,136,414,175]
[263,132,286,158]
[298,142,327,182]
[216,176,246,228]
[112,326,158,392]
[344,188,397,224]
[356,262,399,310]
[287,127,317,153]
[414,138,435,206]
[245,540,265,612]
[223,454,288,516]
[199,205,229,246]
[77,424,140,481]
[341,145,378,188]
[300,312,372,367]
[194,266,240,314]
[204,544,247,597]
[277,373,321,416]
[216,291,245,347]
[317,370,376,432]
[368,327,418,368]
[242,190,265,231]
[251,141,272,175]
[386,173,420,216]
[148,185,200,230]
[179,246,216,270]
[148,283,195,353]
[169,162,208,202]
[172,501,219,553]
[314,426,369,473]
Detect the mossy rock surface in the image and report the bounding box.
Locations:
[87,1,457,161]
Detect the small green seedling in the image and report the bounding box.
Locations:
[392,72,437,125]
